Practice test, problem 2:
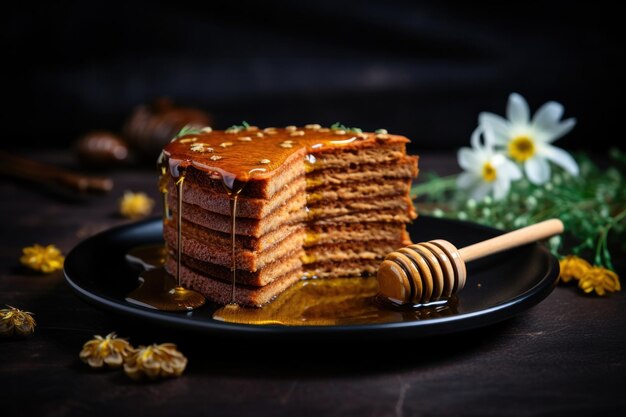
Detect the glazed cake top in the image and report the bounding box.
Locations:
[162,124,410,189]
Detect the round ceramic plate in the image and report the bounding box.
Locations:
[64,216,559,340]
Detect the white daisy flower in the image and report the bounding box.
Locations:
[479,93,579,184]
[457,127,522,200]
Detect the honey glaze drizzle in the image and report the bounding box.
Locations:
[220,170,262,306]
[158,162,170,222]
[125,163,206,311]
[229,194,239,303]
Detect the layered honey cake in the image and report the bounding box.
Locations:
[161,124,418,306]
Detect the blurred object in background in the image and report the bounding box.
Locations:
[75,131,129,168]
[123,98,212,162]
[0,150,113,201]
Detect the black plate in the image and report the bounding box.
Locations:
[64,217,559,340]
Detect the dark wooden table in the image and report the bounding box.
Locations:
[2,152,625,417]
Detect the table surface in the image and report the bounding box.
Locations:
[1,152,625,417]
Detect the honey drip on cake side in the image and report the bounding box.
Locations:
[125,165,205,311]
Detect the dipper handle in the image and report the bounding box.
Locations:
[458,219,564,262]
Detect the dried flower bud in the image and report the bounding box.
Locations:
[20,244,64,273]
[79,332,134,369]
[578,266,621,296]
[0,306,36,337]
[559,255,592,283]
[119,191,155,219]
[124,343,187,381]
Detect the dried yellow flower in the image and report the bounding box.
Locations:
[79,332,134,369]
[20,244,64,273]
[0,305,36,337]
[119,191,154,219]
[559,255,592,283]
[124,343,187,381]
[578,266,621,296]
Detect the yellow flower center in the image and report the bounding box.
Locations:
[481,162,497,182]
[508,136,535,162]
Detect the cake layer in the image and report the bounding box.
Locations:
[307,195,415,220]
[166,219,301,252]
[171,191,306,237]
[308,144,407,171]
[303,241,403,265]
[305,222,411,247]
[169,175,306,219]
[305,259,381,279]
[310,209,416,225]
[306,157,418,188]
[164,225,305,271]
[169,261,303,307]
[167,251,303,287]
[306,179,411,204]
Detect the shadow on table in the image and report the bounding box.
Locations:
[107,317,515,380]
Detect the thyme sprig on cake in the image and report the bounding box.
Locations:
[412,93,624,296]
[174,125,204,139]
[330,122,362,134]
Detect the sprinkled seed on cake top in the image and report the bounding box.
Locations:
[190,143,214,153]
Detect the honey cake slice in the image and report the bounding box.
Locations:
[161,125,418,306]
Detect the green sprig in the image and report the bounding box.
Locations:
[413,151,626,270]
[330,122,362,134]
[174,125,203,139]
[225,121,251,133]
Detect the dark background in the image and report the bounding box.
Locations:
[3,1,624,152]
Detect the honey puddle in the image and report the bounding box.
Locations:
[213,277,457,326]
[124,246,457,325]
[125,245,167,270]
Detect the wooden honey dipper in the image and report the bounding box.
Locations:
[377,219,564,305]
